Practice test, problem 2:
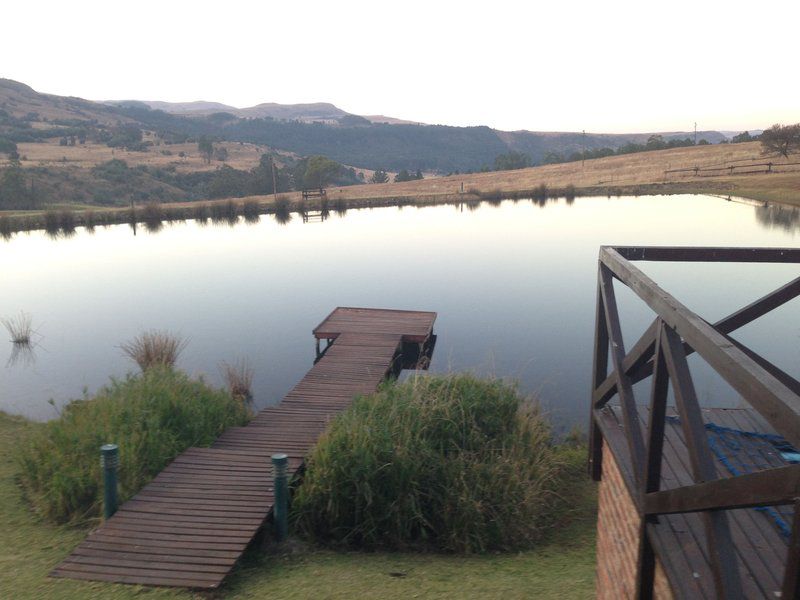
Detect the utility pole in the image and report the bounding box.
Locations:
[271,156,277,200]
[582,129,586,168]
[694,122,697,145]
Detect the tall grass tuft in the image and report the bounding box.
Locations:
[0,216,11,239]
[141,202,165,230]
[43,210,60,235]
[2,311,33,344]
[15,368,250,523]
[83,209,96,231]
[293,374,578,553]
[192,202,209,223]
[242,199,260,223]
[220,358,254,404]
[120,330,187,371]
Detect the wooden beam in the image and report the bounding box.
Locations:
[660,325,742,599]
[593,273,800,408]
[600,246,800,448]
[589,271,609,481]
[645,464,800,514]
[613,246,800,263]
[599,265,646,484]
[636,321,669,600]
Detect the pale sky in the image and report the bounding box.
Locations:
[4,0,798,133]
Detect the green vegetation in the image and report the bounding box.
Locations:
[294,374,585,553]
[494,151,532,171]
[15,368,249,523]
[0,403,595,599]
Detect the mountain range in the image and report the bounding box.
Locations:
[2,78,734,173]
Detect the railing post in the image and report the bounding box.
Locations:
[100,444,119,520]
[272,453,289,542]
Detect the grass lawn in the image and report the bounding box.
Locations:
[0,412,597,599]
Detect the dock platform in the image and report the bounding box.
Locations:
[51,307,436,589]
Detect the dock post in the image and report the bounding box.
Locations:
[272,453,289,542]
[100,444,119,520]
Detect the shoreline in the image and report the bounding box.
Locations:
[0,180,796,238]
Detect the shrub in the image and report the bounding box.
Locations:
[293,374,575,553]
[120,330,187,371]
[15,368,250,523]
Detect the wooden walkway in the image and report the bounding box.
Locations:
[51,307,436,589]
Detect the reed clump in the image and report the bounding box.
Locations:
[15,368,250,523]
[220,358,254,404]
[120,330,187,371]
[2,311,33,344]
[293,373,579,553]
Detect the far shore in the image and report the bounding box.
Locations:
[2,140,799,235]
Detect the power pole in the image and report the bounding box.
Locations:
[271,156,277,199]
[694,122,697,145]
[582,129,586,168]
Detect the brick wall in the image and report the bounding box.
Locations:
[595,442,674,599]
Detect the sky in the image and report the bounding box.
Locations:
[4,0,799,134]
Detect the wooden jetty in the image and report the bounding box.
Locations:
[51,307,436,589]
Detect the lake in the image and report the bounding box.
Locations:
[2,194,799,430]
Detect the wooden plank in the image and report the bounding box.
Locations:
[613,246,800,263]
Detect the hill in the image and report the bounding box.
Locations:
[1,79,737,174]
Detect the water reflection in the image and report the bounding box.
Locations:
[2,194,799,426]
[755,203,800,233]
[7,342,37,368]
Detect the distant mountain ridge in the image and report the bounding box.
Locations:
[2,78,740,173]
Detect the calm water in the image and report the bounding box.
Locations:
[2,195,799,429]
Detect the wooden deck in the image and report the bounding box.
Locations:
[598,405,795,599]
[51,307,436,589]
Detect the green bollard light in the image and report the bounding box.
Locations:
[272,453,289,542]
[101,444,119,520]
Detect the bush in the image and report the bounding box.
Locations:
[293,374,576,553]
[15,368,250,523]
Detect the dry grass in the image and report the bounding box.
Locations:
[3,139,268,174]
[120,330,187,371]
[2,312,33,344]
[220,358,255,404]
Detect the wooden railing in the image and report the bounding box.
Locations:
[588,246,800,600]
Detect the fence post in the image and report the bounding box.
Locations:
[100,444,119,520]
[272,453,289,542]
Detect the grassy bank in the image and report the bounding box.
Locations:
[1,405,596,599]
[2,141,799,238]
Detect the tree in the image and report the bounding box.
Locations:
[370,169,389,184]
[731,131,753,144]
[394,169,412,182]
[0,159,35,209]
[414,169,423,180]
[760,123,800,159]
[493,151,531,171]
[214,146,229,162]
[198,137,214,164]
[301,155,341,188]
